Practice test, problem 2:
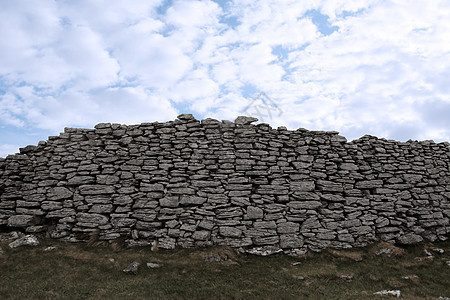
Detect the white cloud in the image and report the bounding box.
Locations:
[166,0,222,28]
[1,0,450,158]
[0,144,20,158]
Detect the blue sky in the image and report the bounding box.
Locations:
[1,0,450,157]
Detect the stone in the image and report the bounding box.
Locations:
[177,114,196,121]
[67,176,95,185]
[234,116,258,125]
[355,180,383,189]
[340,163,359,171]
[146,262,161,268]
[245,246,282,256]
[316,180,343,192]
[8,215,40,227]
[0,231,21,242]
[123,261,140,275]
[397,233,423,244]
[219,226,242,238]
[76,213,109,225]
[159,196,179,207]
[277,222,300,234]
[290,181,315,192]
[140,183,164,192]
[8,235,39,248]
[288,201,322,210]
[246,206,263,219]
[280,234,304,248]
[42,201,63,211]
[47,187,73,200]
[158,237,176,249]
[79,185,115,195]
[373,290,401,298]
[179,195,206,205]
[192,230,211,241]
[46,208,76,218]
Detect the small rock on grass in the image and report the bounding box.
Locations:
[339,274,353,281]
[432,248,444,254]
[8,235,39,248]
[0,231,21,242]
[373,290,401,298]
[146,262,161,268]
[44,246,57,252]
[123,261,140,275]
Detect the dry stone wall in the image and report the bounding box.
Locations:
[1,114,449,254]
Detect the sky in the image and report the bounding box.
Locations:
[1,0,450,157]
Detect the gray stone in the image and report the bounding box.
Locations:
[146,262,161,268]
[76,213,109,225]
[89,204,113,213]
[8,215,40,227]
[8,235,39,248]
[320,194,346,202]
[277,222,300,234]
[123,261,140,275]
[79,185,115,195]
[177,114,196,121]
[245,246,282,256]
[247,206,263,219]
[253,235,279,245]
[288,201,322,209]
[67,176,95,185]
[46,208,75,218]
[280,234,304,248]
[42,201,63,211]
[158,237,176,249]
[290,181,315,192]
[179,195,206,205]
[140,183,164,192]
[219,226,242,238]
[316,180,343,192]
[47,187,73,200]
[159,196,179,207]
[192,230,211,241]
[235,116,258,125]
[355,180,383,189]
[340,163,358,171]
[397,233,423,244]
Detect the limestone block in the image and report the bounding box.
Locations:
[76,213,109,225]
[79,185,114,195]
[192,230,211,241]
[316,180,343,192]
[246,206,263,219]
[397,233,423,244]
[8,215,40,227]
[47,187,73,200]
[234,116,258,125]
[290,181,315,192]
[280,234,304,249]
[219,226,242,238]
[277,222,300,234]
[355,180,383,189]
[159,196,179,208]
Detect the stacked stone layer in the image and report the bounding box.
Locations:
[0,114,449,253]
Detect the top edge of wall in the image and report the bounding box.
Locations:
[2,113,449,160]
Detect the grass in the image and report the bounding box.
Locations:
[1,235,449,300]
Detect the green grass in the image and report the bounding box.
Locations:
[1,236,449,299]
